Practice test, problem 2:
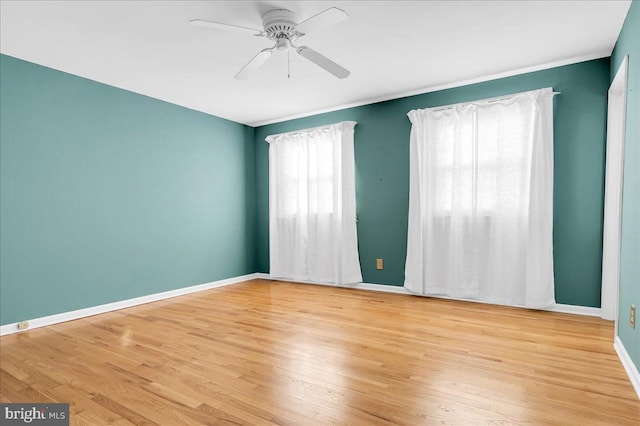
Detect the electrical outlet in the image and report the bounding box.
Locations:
[631,305,636,329]
[376,258,384,270]
[17,321,29,330]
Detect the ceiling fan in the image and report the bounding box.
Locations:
[190,7,350,80]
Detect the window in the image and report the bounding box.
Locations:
[428,101,530,216]
[277,133,336,217]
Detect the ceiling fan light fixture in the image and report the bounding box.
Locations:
[275,38,289,51]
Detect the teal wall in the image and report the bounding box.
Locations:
[255,59,611,308]
[0,43,619,325]
[0,54,256,325]
[611,0,640,373]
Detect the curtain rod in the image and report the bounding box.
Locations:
[486,91,561,104]
[265,121,357,143]
[429,89,561,113]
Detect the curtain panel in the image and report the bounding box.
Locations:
[404,88,556,309]
[266,121,362,284]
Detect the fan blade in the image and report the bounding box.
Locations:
[297,46,350,79]
[235,48,274,79]
[190,19,262,35]
[295,7,348,35]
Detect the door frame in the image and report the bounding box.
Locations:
[601,55,628,335]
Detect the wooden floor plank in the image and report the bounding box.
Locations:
[1,279,638,425]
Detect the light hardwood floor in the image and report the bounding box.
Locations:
[1,279,638,425]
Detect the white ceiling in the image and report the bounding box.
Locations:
[0,1,631,126]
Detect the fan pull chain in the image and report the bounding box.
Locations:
[287,49,291,79]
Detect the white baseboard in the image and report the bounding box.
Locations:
[0,273,604,337]
[263,276,602,317]
[263,276,408,294]
[253,272,270,280]
[545,304,602,317]
[614,336,640,399]
[0,273,263,336]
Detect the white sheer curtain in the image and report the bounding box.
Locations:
[404,88,556,309]
[267,121,362,284]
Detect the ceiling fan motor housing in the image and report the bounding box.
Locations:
[262,9,301,40]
